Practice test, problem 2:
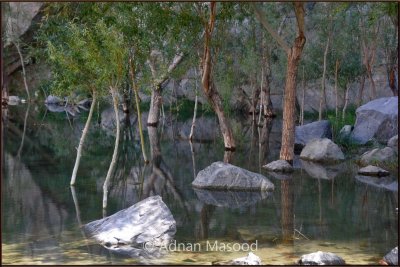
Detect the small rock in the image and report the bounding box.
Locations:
[231,252,262,265]
[263,160,294,173]
[358,165,390,177]
[298,251,345,265]
[338,125,353,141]
[382,246,398,265]
[359,147,397,166]
[300,138,345,163]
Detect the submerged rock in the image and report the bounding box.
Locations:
[358,165,390,177]
[350,97,398,144]
[382,246,398,265]
[359,147,397,166]
[83,196,176,255]
[263,160,294,173]
[193,189,271,208]
[297,251,345,265]
[192,161,274,191]
[231,252,262,265]
[300,138,345,163]
[295,120,332,153]
[355,175,398,192]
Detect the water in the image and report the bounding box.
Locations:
[2,104,398,265]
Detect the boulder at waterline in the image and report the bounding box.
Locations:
[231,252,262,265]
[300,160,344,180]
[355,175,398,192]
[295,120,332,153]
[297,251,345,265]
[263,160,294,173]
[193,189,271,208]
[359,147,397,166]
[192,161,274,191]
[350,97,398,144]
[381,246,398,265]
[300,138,345,163]
[387,135,398,153]
[358,165,390,177]
[83,196,176,250]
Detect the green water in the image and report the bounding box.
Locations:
[2,104,398,265]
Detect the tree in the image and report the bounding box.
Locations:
[253,2,306,163]
[200,2,236,151]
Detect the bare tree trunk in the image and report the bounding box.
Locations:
[279,33,306,161]
[300,66,305,125]
[357,75,365,107]
[201,2,235,151]
[70,91,96,185]
[103,87,120,210]
[319,35,330,121]
[334,60,340,119]
[14,42,30,100]
[129,57,149,163]
[342,83,350,121]
[189,69,199,141]
[147,85,162,127]
[261,33,275,118]
[389,67,398,96]
[367,68,377,100]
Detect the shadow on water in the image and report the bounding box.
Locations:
[2,103,398,264]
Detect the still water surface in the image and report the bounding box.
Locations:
[2,104,398,265]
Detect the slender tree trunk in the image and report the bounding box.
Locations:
[129,57,149,163]
[279,36,306,162]
[147,85,162,127]
[17,103,30,158]
[300,66,305,125]
[342,83,350,121]
[319,35,330,121]
[189,69,199,141]
[367,68,376,100]
[14,42,30,100]
[261,34,275,118]
[103,87,120,210]
[201,2,235,151]
[334,60,340,119]
[389,67,398,96]
[70,91,96,185]
[357,75,366,107]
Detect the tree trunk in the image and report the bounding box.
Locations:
[17,103,30,158]
[189,69,199,141]
[342,83,350,121]
[70,91,96,186]
[147,85,162,127]
[129,57,149,163]
[300,66,305,125]
[334,60,340,119]
[103,87,120,210]
[14,42,30,100]
[357,75,365,107]
[201,2,235,151]
[279,36,306,162]
[319,35,330,121]
[261,34,275,118]
[389,67,398,96]
[367,68,376,100]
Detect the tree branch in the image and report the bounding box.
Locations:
[251,3,290,54]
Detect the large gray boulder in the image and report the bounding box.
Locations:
[297,251,345,265]
[262,160,294,173]
[382,247,398,265]
[387,135,398,154]
[83,196,176,252]
[350,97,398,144]
[359,147,397,166]
[358,165,390,177]
[192,161,274,191]
[295,120,332,152]
[300,138,345,163]
[193,189,271,208]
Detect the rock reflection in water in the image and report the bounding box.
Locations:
[300,159,344,180]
